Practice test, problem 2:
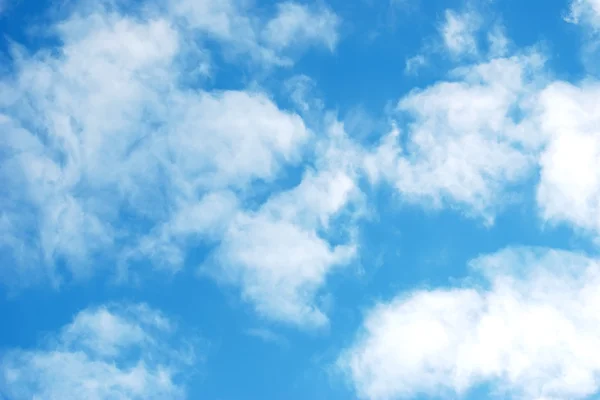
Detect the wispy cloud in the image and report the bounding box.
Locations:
[440,9,481,57]
[205,120,364,329]
[404,54,426,75]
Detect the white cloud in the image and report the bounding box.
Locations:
[262,2,340,51]
[123,191,240,274]
[440,10,481,57]
[566,0,600,28]
[0,12,178,285]
[339,246,600,400]
[0,0,356,330]
[409,10,511,69]
[214,210,354,328]
[208,120,364,329]
[535,81,600,236]
[564,1,600,73]
[121,113,363,329]
[0,2,310,285]
[365,52,545,220]
[165,90,309,190]
[0,303,195,399]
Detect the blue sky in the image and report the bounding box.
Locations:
[2,0,600,399]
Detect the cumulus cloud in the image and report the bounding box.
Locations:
[535,81,600,236]
[7,0,600,341]
[365,52,545,220]
[0,0,362,330]
[0,0,354,329]
[0,303,195,399]
[122,114,363,330]
[339,246,600,400]
[0,12,179,285]
[207,120,364,329]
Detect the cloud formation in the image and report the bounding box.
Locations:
[4,7,600,400]
[536,81,600,237]
[340,247,600,400]
[365,51,545,220]
[0,0,361,329]
[567,0,600,28]
[209,120,363,328]
[0,303,195,399]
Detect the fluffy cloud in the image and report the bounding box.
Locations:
[0,12,179,285]
[339,247,600,400]
[535,81,600,236]
[0,0,358,329]
[0,2,307,277]
[0,303,195,399]
[132,118,362,330]
[365,52,545,220]
[208,120,364,329]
